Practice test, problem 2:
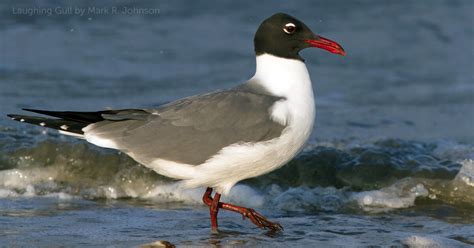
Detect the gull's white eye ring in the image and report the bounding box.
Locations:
[283,23,296,34]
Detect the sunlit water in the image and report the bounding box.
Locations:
[1,0,473,247]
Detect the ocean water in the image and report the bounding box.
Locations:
[1,0,473,247]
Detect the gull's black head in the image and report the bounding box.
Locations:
[254,13,345,61]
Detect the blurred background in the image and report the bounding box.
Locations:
[1,0,472,142]
[0,0,473,247]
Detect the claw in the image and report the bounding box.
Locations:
[241,208,283,232]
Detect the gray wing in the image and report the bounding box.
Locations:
[84,88,286,165]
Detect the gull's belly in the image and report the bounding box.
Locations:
[185,99,315,194]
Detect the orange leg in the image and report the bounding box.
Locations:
[202,187,283,232]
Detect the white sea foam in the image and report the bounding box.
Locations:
[351,179,429,211]
[0,185,75,200]
[456,159,474,187]
[402,235,470,248]
[0,168,58,189]
[143,183,264,208]
[0,188,19,197]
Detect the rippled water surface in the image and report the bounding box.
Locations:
[1,0,473,247]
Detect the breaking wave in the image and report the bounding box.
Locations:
[0,137,473,213]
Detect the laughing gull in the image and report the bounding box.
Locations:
[8,13,345,232]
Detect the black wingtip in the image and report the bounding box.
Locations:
[22,108,63,118]
[7,114,23,121]
[22,108,40,111]
[22,108,45,114]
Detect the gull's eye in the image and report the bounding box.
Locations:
[283,23,296,34]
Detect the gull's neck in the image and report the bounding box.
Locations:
[250,54,314,100]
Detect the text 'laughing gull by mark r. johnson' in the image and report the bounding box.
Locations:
[8,13,345,232]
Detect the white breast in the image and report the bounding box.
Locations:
[182,54,316,194]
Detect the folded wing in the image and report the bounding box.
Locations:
[82,89,286,165]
